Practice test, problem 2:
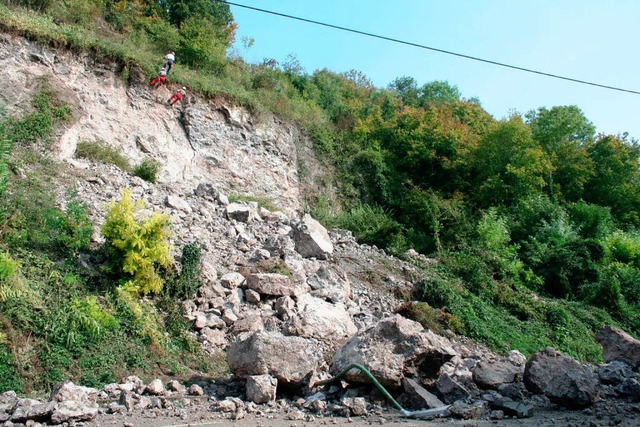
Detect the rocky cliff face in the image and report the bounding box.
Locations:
[2,33,639,427]
[0,33,325,216]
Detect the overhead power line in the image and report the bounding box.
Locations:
[223,1,640,95]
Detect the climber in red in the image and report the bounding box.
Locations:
[150,67,167,88]
[167,87,186,107]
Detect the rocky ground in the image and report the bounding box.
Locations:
[1,32,640,427]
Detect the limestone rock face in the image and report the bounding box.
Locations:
[524,347,598,408]
[0,34,333,216]
[331,314,456,388]
[227,330,321,387]
[596,325,640,370]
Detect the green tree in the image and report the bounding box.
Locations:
[162,0,233,29]
[471,116,552,206]
[526,106,596,201]
[585,134,640,226]
[388,76,420,107]
[419,80,461,107]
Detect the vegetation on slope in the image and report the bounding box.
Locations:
[0,0,639,393]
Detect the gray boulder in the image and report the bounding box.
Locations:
[597,361,635,385]
[435,373,472,404]
[246,273,297,297]
[227,330,321,387]
[472,360,520,389]
[307,265,351,303]
[225,202,256,223]
[524,347,598,408]
[246,374,277,404]
[10,399,55,423]
[331,314,456,388]
[596,325,640,370]
[50,400,99,424]
[292,214,333,260]
[403,377,445,409]
[286,294,356,344]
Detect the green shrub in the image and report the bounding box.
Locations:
[164,242,204,301]
[328,203,407,255]
[569,201,614,239]
[0,343,22,393]
[6,0,52,12]
[76,141,132,171]
[417,275,457,309]
[101,188,173,295]
[133,158,161,183]
[6,89,71,145]
[0,252,29,302]
[605,231,640,268]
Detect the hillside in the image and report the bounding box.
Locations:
[0,2,639,426]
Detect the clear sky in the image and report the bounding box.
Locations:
[228,0,639,139]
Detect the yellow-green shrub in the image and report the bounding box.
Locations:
[101,189,173,295]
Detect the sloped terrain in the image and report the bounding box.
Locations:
[0,33,639,427]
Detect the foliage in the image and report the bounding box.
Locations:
[319,203,407,255]
[472,116,552,206]
[101,188,173,295]
[585,134,640,226]
[164,242,204,301]
[0,131,9,197]
[76,140,132,171]
[0,252,30,302]
[4,89,71,145]
[0,342,23,393]
[134,158,161,183]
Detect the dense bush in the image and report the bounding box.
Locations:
[101,189,173,296]
[133,158,161,183]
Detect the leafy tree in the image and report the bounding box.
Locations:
[388,76,420,107]
[162,0,233,29]
[526,106,596,201]
[585,134,640,226]
[419,80,461,107]
[471,116,552,206]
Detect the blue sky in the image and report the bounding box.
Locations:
[228,0,639,139]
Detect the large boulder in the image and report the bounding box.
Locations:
[524,348,598,408]
[245,375,277,404]
[596,325,640,370]
[472,360,520,389]
[246,273,297,297]
[307,265,351,304]
[225,202,257,223]
[227,330,321,387]
[331,315,456,388]
[285,294,357,344]
[292,214,333,260]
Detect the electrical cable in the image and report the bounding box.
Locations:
[222,1,640,95]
